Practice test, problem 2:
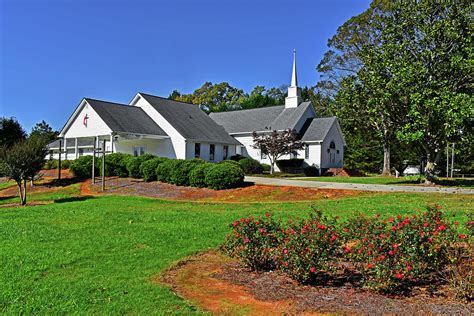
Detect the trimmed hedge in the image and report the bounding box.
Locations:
[261,163,271,173]
[204,163,244,190]
[70,156,96,179]
[238,157,263,174]
[189,163,213,188]
[140,157,169,182]
[156,159,180,183]
[304,165,319,176]
[103,153,132,177]
[169,158,205,186]
[126,154,155,178]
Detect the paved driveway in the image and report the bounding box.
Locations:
[245,176,474,194]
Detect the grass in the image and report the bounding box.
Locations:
[1,186,473,313]
[0,180,15,190]
[299,176,474,187]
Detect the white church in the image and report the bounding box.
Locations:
[49,52,345,173]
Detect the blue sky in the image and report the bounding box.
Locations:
[0,0,370,131]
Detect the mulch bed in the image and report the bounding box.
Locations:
[160,251,473,315]
[86,177,364,202]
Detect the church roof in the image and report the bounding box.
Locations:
[86,99,168,137]
[138,93,241,145]
[209,101,312,134]
[300,116,337,142]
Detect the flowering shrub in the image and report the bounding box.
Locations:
[341,206,459,292]
[278,210,340,282]
[223,206,470,295]
[221,213,282,270]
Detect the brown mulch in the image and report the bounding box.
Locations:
[85,177,364,202]
[159,251,473,315]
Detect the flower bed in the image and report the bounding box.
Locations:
[222,207,472,297]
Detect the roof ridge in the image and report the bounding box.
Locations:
[209,104,285,115]
[85,98,136,108]
[138,92,198,108]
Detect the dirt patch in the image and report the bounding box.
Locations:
[84,177,363,202]
[159,251,472,315]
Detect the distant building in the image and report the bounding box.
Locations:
[48,51,345,172]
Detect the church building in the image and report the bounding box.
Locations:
[48,51,345,172]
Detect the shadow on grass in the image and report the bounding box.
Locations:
[0,195,16,201]
[54,196,95,204]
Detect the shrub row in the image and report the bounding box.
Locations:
[68,153,245,190]
[222,207,472,294]
[43,159,71,170]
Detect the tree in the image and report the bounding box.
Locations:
[252,129,304,174]
[317,1,400,175]
[0,138,47,205]
[30,120,58,143]
[0,117,26,148]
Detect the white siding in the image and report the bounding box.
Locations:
[185,141,236,162]
[132,95,185,159]
[62,102,112,138]
[320,123,344,168]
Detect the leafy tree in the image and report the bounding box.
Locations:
[252,129,304,174]
[239,86,279,110]
[30,120,58,143]
[0,138,47,205]
[0,117,26,148]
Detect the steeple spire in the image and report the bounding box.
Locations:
[285,49,302,108]
[291,49,298,87]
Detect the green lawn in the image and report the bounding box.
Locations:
[1,191,472,314]
[300,176,474,187]
[0,180,15,190]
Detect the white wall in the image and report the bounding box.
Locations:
[114,138,164,157]
[320,122,344,168]
[132,95,186,159]
[304,144,322,168]
[185,141,236,162]
[63,102,112,138]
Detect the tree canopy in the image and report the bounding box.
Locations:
[0,117,26,148]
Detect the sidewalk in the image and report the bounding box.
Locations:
[245,176,474,194]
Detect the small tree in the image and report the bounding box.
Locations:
[0,138,47,205]
[252,129,304,174]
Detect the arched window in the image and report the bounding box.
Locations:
[329,141,336,149]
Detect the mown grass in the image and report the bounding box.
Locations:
[0,180,15,190]
[300,176,474,187]
[1,187,472,314]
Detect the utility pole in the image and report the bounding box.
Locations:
[450,142,455,178]
[102,139,106,191]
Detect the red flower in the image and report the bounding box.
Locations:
[406,265,412,271]
[395,273,403,279]
[283,248,288,254]
[343,228,348,232]
[458,234,467,240]
[423,222,429,227]
[437,225,446,231]
[243,238,250,243]
[388,250,395,256]
[454,221,459,225]
[427,238,433,243]
[388,217,394,222]
[265,213,270,217]
[397,215,402,220]
[330,234,337,242]
[309,266,316,273]
[392,244,398,249]
[344,247,351,253]
[367,263,373,269]
[419,231,425,237]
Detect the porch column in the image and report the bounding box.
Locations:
[63,138,68,160]
[110,134,114,154]
[75,138,78,159]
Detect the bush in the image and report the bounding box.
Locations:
[102,153,132,177]
[276,158,304,169]
[278,211,340,282]
[261,164,271,173]
[126,154,155,178]
[169,158,205,186]
[218,160,241,167]
[140,157,169,182]
[230,154,245,161]
[222,213,283,270]
[43,159,58,170]
[238,157,263,174]
[341,206,459,292]
[303,165,319,176]
[205,163,244,190]
[70,156,96,179]
[156,159,181,183]
[189,163,213,188]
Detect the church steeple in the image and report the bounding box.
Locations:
[285,49,302,108]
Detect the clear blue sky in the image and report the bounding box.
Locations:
[0,0,370,131]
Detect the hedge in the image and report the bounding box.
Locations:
[304,165,319,176]
[156,159,180,183]
[102,153,132,177]
[126,154,155,178]
[238,157,263,174]
[169,158,205,186]
[189,163,213,188]
[204,163,244,190]
[70,156,97,179]
[140,157,169,182]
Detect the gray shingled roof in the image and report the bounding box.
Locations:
[139,93,241,145]
[209,101,313,134]
[86,99,168,137]
[301,117,336,142]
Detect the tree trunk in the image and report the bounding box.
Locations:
[17,183,24,206]
[382,144,391,176]
[22,179,27,206]
[424,151,441,185]
[270,161,275,175]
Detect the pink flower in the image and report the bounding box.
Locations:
[309,267,316,273]
[419,231,425,237]
[423,222,429,227]
[243,238,250,243]
[406,265,412,271]
[395,273,403,279]
[392,244,398,249]
[283,248,288,254]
